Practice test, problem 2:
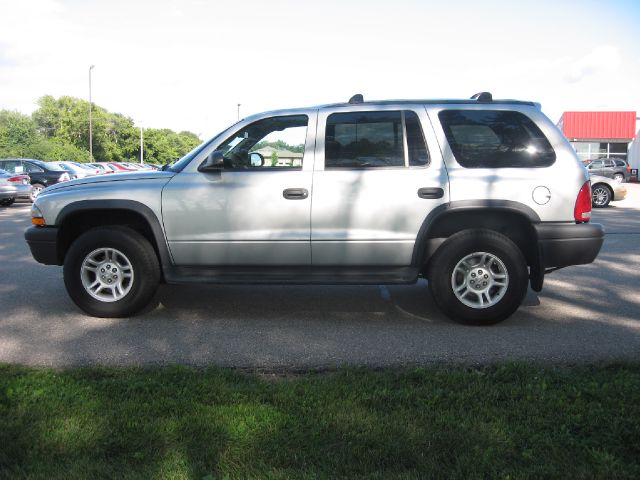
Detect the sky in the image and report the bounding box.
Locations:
[1,0,639,139]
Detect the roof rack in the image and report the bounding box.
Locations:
[348,94,364,105]
[470,92,493,102]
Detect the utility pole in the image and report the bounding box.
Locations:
[237,103,241,121]
[89,65,95,160]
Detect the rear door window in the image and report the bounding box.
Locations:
[1,161,22,173]
[325,110,429,168]
[438,110,556,168]
[24,162,44,173]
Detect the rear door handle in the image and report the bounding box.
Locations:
[417,187,444,199]
[283,188,309,200]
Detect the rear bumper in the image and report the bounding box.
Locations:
[15,184,33,200]
[535,222,605,268]
[24,226,61,265]
[0,186,18,200]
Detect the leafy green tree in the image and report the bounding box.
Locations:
[253,139,304,153]
[3,96,200,164]
[0,110,39,157]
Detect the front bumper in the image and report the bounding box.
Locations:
[535,222,605,269]
[613,186,627,201]
[24,226,61,265]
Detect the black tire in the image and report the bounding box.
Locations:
[591,184,611,208]
[63,226,160,317]
[0,198,15,207]
[428,229,528,326]
[31,183,45,202]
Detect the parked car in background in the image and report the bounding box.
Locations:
[70,162,101,176]
[0,158,70,201]
[106,162,138,172]
[590,174,627,208]
[120,162,159,171]
[585,158,631,183]
[0,169,32,206]
[48,161,99,180]
[119,162,144,170]
[88,163,115,174]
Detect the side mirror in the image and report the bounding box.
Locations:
[198,150,225,172]
[250,152,264,167]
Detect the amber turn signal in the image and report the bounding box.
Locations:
[31,217,46,226]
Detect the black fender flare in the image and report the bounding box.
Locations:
[56,199,173,268]
[411,200,544,291]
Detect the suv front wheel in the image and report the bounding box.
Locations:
[63,226,160,317]
[428,229,528,325]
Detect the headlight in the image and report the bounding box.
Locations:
[31,204,46,226]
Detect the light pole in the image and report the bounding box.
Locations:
[140,125,144,164]
[88,65,95,160]
[237,103,241,121]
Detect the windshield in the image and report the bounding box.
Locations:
[32,160,65,171]
[165,140,209,172]
[165,124,237,172]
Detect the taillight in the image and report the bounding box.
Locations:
[59,172,70,181]
[8,176,26,183]
[574,181,592,222]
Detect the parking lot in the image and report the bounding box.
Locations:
[1,185,639,368]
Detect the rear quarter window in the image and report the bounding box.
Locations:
[439,110,556,168]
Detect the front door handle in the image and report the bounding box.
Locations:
[283,188,309,200]
[417,187,444,199]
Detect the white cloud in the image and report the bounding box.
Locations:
[564,46,623,84]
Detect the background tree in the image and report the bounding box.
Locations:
[12,95,203,164]
[0,110,39,157]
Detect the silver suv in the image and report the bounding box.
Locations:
[25,93,604,325]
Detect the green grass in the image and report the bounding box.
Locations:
[1,363,639,479]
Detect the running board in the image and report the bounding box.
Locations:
[163,266,420,285]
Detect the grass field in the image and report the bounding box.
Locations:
[1,363,639,479]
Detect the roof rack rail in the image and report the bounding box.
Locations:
[349,94,364,105]
[470,92,493,102]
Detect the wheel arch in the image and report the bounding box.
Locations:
[55,200,172,274]
[412,201,542,289]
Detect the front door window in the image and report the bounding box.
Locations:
[217,115,308,169]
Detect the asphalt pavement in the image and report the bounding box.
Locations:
[1,185,639,368]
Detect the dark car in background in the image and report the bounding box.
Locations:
[0,159,70,201]
[585,158,631,183]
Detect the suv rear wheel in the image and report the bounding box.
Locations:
[428,229,528,325]
[63,226,160,317]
